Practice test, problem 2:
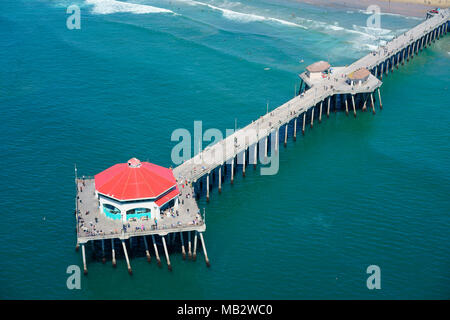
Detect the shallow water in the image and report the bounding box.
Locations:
[0,0,449,299]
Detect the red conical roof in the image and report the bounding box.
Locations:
[95,158,177,201]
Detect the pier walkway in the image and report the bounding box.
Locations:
[174,9,449,187]
[75,9,449,274]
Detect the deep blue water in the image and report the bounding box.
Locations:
[0,0,449,299]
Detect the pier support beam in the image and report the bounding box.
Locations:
[319,102,323,123]
[206,173,210,202]
[302,113,306,135]
[218,167,222,193]
[193,231,198,261]
[253,143,257,169]
[101,239,106,264]
[111,239,116,267]
[345,97,349,116]
[152,235,161,267]
[121,240,132,275]
[293,118,297,141]
[231,158,234,185]
[188,231,192,260]
[143,236,151,263]
[275,128,279,152]
[310,108,314,128]
[327,97,331,117]
[264,136,268,159]
[351,95,356,118]
[242,150,246,177]
[371,93,376,115]
[180,232,186,260]
[199,232,210,267]
[284,124,288,147]
[378,88,383,110]
[81,244,87,275]
[161,236,172,271]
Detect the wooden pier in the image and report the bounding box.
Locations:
[75,9,449,274]
[173,10,449,186]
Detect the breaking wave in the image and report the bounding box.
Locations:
[85,0,176,15]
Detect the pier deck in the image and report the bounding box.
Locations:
[76,178,204,244]
[174,9,449,183]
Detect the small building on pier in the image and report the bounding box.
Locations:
[94,158,179,222]
[347,68,371,86]
[305,61,331,81]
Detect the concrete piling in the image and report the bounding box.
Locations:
[111,239,116,267]
[319,102,323,123]
[310,108,314,128]
[143,235,151,263]
[378,88,383,109]
[81,243,87,275]
[180,232,186,260]
[302,113,306,135]
[284,124,288,147]
[121,240,132,275]
[188,231,192,260]
[327,97,331,117]
[371,93,376,115]
[345,97,349,116]
[242,150,246,177]
[193,231,198,261]
[199,232,210,267]
[206,173,210,202]
[351,95,356,118]
[161,236,172,271]
[101,239,106,264]
[218,167,222,193]
[231,158,234,185]
[152,235,161,267]
[293,118,297,141]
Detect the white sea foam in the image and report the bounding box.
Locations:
[85,0,175,15]
[358,9,421,20]
[174,0,307,28]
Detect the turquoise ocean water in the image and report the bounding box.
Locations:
[0,0,449,299]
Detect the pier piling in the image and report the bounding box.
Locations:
[188,231,192,260]
[327,97,331,117]
[378,88,383,110]
[81,243,87,275]
[206,173,210,202]
[351,95,356,118]
[143,235,151,263]
[193,231,198,261]
[101,239,106,264]
[218,167,222,193]
[162,236,172,271]
[242,151,246,177]
[319,102,323,123]
[152,235,161,267]
[199,232,210,267]
[302,113,306,135]
[345,97,349,116]
[111,239,116,267]
[180,232,186,260]
[293,118,297,140]
[121,240,132,275]
[284,125,288,147]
